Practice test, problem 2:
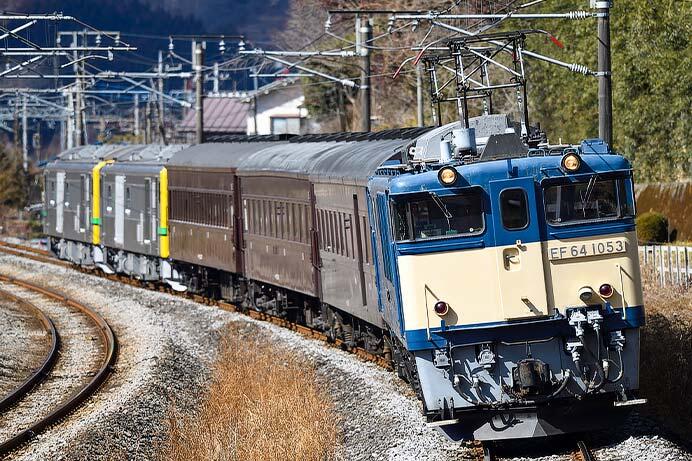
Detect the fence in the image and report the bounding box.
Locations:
[639,244,692,288]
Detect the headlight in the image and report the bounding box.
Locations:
[438,167,458,186]
[561,153,582,172]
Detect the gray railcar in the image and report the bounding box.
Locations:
[99,145,187,279]
[43,145,147,264]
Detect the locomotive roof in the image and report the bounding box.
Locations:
[167,142,285,169]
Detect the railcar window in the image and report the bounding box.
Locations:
[391,188,484,242]
[500,188,529,230]
[544,177,635,225]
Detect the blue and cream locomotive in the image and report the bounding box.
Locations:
[369,117,644,440]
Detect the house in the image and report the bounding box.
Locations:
[178,97,249,142]
[177,78,308,142]
[246,79,308,136]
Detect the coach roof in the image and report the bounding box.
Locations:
[237,138,416,183]
[167,142,283,169]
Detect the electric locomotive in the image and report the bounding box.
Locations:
[369,116,644,440]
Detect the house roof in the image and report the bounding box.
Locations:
[179,97,249,133]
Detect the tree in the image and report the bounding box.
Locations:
[523,0,691,182]
[0,146,28,208]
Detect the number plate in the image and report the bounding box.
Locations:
[548,239,627,261]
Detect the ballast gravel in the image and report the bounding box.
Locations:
[0,252,689,461]
[0,283,102,442]
[0,297,51,396]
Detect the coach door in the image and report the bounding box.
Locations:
[489,178,549,320]
[56,172,65,234]
[114,175,125,245]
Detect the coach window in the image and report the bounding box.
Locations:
[500,188,529,230]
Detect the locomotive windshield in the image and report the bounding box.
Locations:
[544,176,635,225]
[392,188,484,241]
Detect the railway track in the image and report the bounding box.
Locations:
[0,273,116,456]
[0,289,58,413]
[575,440,597,461]
[0,241,603,461]
[0,240,389,369]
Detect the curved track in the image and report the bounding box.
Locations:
[0,289,59,413]
[0,241,389,369]
[0,274,117,456]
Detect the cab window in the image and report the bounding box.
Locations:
[500,188,529,230]
[391,188,484,242]
[544,176,635,226]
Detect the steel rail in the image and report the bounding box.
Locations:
[0,274,116,455]
[0,241,389,368]
[0,289,59,413]
[577,440,597,461]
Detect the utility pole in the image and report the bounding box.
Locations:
[13,98,19,150]
[416,63,424,127]
[158,50,165,143]
[213,62,219,94]
[133,93,140,141]
[21,94,28,171]
[145,97,152,144]
[252,68,259,135]
[194,41,205,144]
[72,32,84,147]
[67,91,74,149]
[358,18,372,132]
[596,0,613,146]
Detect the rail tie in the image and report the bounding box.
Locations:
[0,274,117,456]
[0,289,59,414]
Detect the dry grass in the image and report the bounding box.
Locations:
[639,267,692,440]
[162,323,341,461]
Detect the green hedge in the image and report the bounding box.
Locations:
[636,211,669,243]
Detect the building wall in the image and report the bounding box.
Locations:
[246,85,308,135]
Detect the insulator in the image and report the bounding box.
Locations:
[237,39,245,52]
[219,39,226,54]
[95,34,101,46]
[569,63,591,75]
[168,38,174,52]
[324,15,332,32]
[567,10,591,20]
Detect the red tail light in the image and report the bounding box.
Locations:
[434,301,449,316]
[599,283,614,298]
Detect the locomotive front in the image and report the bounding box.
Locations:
[370,135,644,441]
